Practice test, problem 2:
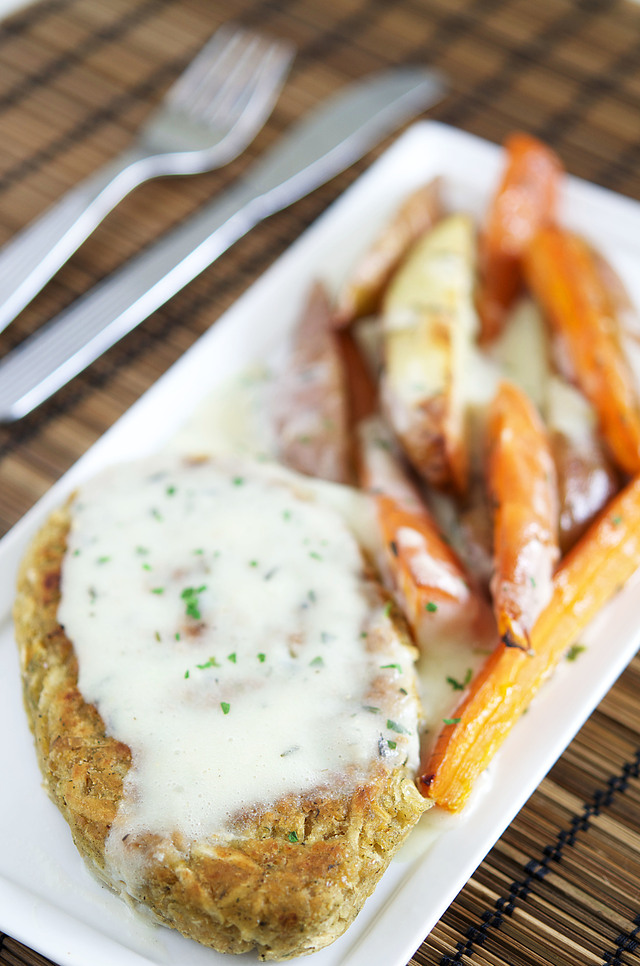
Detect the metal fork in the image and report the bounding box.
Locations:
[0,25,294,336]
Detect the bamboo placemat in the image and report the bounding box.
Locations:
[2,0,640,964]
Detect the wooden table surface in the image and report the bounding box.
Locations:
[2,1,640,965]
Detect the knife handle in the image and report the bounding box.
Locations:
[0,182,264,422]
[0,148,158,336]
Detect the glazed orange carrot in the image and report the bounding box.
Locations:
[477,133,563,343]
[525,227,640,476]
[487,381,560,652]
[418,473,640,811]
[358,415,495,650]
[333,178,442,328]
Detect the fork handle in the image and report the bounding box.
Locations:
[0,145,154,334]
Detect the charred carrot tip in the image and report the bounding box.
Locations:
[501,630,533,655]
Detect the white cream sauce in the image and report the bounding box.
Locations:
[58,455,421,852]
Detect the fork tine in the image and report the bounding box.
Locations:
[199,40,294,128]
[165,24,247,109]
[185,32,265,119]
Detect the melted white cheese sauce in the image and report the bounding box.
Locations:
[58,456,420,852]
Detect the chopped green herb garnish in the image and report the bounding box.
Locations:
[425,601,438,613]
[443,717,461,725]
[381,662,402,672]
[363,705,380,714]
[387,739,397,750]
[310,656,324,667]
[283,510,291,521]
[193,548,204,555]
[73,548,81,556]
[232,476,244,486]
[287,831,299,843]
[166,485,176,496]
[567,643,586,662]
[387,719,410,735]
[97,555,111,564]
[447,668,473,691]
[249,560,259,568]
[184,670,190,679]
[182,584,207,620]
[611,515,623,526]
[151,587,164,595]
[258,653,266,663]
[155,631,161,642]
[383,601,392,618]
[197,657,220,669]
[175,632,181,641]
[221,701,231,715]
[136,546,149,555]
[228,652,237,663]
[142,562,152,571]
[309,551,323,561]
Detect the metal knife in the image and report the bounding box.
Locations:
[0,67,445,421]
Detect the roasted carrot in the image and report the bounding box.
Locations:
[525,227,640,476]
[477,132,563,344]
[418,473,640,811]
[333,179,442,328]
[487,381,560,652]
[358,415,496,650]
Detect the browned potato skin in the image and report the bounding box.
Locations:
[551,429,619,554]
[333,178,443,328]
[271,281,351,484]
[380,213,477,495]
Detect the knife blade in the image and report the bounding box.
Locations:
[0,67,445,421]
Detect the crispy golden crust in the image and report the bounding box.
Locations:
[14,504,427,961]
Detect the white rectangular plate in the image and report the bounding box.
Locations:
[2,121,640,966]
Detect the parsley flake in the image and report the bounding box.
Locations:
[182,585,207,620]
[197,657,219,669]
[387,719,410,735]
[221,702,231,715]
[447,668,472,691]
[425,601,438,613]
[443,717,461,725]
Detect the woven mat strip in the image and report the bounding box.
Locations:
[2,1,640,965]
